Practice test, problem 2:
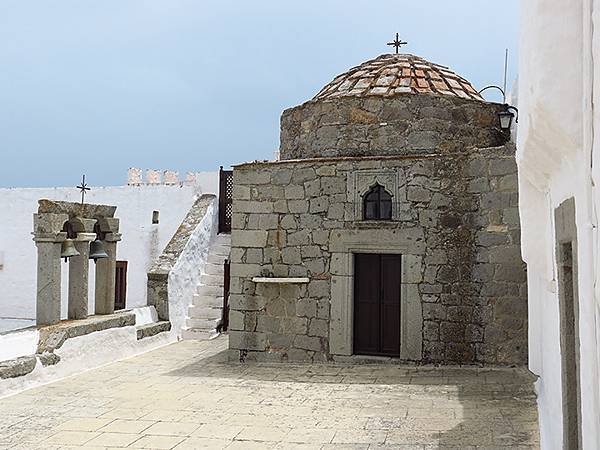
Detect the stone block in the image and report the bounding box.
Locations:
[229,331,267,351]
[294,335,322,352]
[423,303,446,321]
[287,348,313,362]
[0,356,37,379]
[308,280,330,298]
[288,200,309,214]
[233,201,273,214]
[271,169,293,185]
[312,297,329,318]
[232,230,268,248]
[296,298,317,318]
[236,170,271,185]
[280,215,298,230]
[494,264,527,283]
[308,318,329,337]
[292,167,317,183]
[285,185,305,199]
[267,333,293,349]
[256,316,281,333]
[229,294,266,312]
[309,197,329,214]
[423,321,439,341]
[407,186,432,203]
[488,158,516,176]
[440,322,465,342]
[281,247,302,264]
[287,229,311,246]
[229,310,245,331]
[245,248,263,264]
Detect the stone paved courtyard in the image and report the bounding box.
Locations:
[0,338,539,449]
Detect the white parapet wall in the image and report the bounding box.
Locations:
[0,172,218,326]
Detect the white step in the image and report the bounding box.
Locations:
[186,317,219,329]
[208,254,229,265]
[188,305,222,320]
[211,245,231,256]
[214,234,231,244]
[201,274,224,286]
[205,263,224,276]
[193,294,224,307]
[181,328,212,340]
[195,285,223,297]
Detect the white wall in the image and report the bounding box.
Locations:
[0,176,217,322]
[518,0,600,447]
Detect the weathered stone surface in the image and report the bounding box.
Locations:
[280,95,507,160]
[0,356,36,379]
[230,142,526,366]
[37,311,136,353]
[136,321,171,340]
[38,351,60,367]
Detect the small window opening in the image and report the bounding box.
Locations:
[363,184,392,220]
[152,210,160,224]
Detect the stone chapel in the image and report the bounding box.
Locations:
[227,53,527,365]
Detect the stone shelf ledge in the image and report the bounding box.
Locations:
[251,277,310,284]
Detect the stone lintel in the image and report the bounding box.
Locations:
[74,232,97,242]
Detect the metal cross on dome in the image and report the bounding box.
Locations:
[387,33,407,54]
[77,175,90,205]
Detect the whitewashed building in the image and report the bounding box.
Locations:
[518,0,600,447]
[0,169,217,331]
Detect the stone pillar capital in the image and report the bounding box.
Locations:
[104,232,122,243]
[34,231,67,243]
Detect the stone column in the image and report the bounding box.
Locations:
[94,232,121,315]
[68,233,96,319]
[35,240,63,326]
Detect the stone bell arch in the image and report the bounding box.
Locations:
[32,200,121,326]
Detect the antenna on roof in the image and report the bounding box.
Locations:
[502,49,509,103]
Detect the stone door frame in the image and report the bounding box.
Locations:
[554,197,582,449]
[329,229,423,360]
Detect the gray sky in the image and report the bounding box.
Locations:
[0,1,518,188]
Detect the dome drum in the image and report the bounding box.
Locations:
[279,93,507,160]
[279,53,508,161]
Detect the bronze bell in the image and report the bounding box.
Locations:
[89,239,109,261]
[60,239,80,262]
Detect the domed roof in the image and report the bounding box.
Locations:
[313,54,483,102]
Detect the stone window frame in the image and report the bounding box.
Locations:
[347,169,405,221]
[329,229,423,360]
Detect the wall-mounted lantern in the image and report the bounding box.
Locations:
[499,104,519,131]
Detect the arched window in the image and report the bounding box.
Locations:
[363,184,392,220]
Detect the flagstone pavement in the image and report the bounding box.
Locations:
[0,338,539,449]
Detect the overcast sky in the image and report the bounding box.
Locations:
[0,1,518,188]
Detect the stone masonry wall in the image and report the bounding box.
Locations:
[229,143,527,365]
[280,95,507,160]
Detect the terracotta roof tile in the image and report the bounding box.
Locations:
[313,54,483,102]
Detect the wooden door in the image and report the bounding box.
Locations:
[353,253,401,357]
[114,261,127,310]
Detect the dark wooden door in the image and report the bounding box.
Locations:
[114,261,127,310]
[218,166,233,234]
[353,253,401,356]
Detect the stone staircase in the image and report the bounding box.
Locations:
[181,234,231,340]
